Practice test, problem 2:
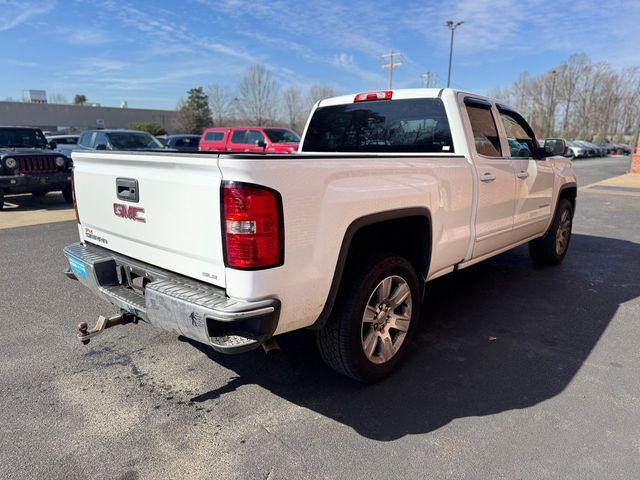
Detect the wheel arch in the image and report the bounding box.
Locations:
[309,207,432,330]
[543,182,577,237]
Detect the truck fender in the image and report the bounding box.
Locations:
[308,207,432,331]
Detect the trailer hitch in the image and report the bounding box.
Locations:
[77,313,136,345]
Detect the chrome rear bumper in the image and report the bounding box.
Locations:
[63,242,279,353]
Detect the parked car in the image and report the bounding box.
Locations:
[612,144,632,155]
[567,141,586,158]
[0,126,72,209]
[63,88,576,382]
[581,141,606,157]
[161,134,201,152]
[47,134,80,158]
[572,140,596,157]
[76,129,165,151]
[199,127,300,153]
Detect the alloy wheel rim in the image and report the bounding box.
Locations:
[361,275,412,364]
[555,209,572,256]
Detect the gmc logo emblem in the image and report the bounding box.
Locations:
[113,203,146,223]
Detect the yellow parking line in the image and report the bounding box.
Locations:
[0,194,76,229]
[580,173,640,190]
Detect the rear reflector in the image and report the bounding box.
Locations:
[222,182,284,269]
[354,90,393,102]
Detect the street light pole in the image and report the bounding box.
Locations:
[445,20,464,88]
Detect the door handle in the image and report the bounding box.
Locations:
[517,171,530,179]
[480,172,496,183]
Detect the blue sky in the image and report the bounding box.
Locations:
[1,0,639,110]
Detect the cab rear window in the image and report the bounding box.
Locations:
[302,98,454,153]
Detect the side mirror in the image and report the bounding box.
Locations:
[255,139,267,149]
[47,140,57,150]
[95,143,108,151]
[543,138,567,157]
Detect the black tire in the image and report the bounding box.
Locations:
[0,189,4,211]
[316,253,420,382]
[529,198,573,266]
[32,191,47,198]
[61,186,73,204]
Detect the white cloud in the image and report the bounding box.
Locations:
[64,27,110,46]
[0,0,54,32]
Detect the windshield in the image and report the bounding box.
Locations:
[107,132,164,150]
[0,127,48,148]
[264,128,300,144]
[302,98,454,153]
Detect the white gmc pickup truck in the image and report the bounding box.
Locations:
[64,88,576,382]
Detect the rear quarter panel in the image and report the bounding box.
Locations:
[219,154,474,334]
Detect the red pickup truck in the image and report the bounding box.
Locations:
[199,127,300,153]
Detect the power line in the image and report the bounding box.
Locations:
[381,51,403,89]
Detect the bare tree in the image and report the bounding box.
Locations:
[207,84,233,126]
[495,54,640,142]
[283,86,305,132]
[237,64,280,125]
[306,84,336,107]
[174,98,197,133]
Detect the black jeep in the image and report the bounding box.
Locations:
[0,126,73,210]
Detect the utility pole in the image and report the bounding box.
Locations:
[421,72,435,88]
[381,51,403,89]
[547,69,558,138]
[445,20,464,88]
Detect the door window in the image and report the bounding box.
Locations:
[465,105,502,157]
[245,130,266,145]
[94,132,109,148]
[78,132,93,147]
[230,130,248,144]
[499,111,536,158]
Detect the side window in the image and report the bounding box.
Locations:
[79,132,93,147]
[94,132,108,148]
[466,105,502,157]
[245,130,265,145]
[230,130,247,144]
[204,131,224,141]
[499,111,536,158]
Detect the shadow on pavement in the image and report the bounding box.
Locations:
[2,192,72,211]
[182,233,640,440]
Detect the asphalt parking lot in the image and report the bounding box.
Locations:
[1,156,639,479]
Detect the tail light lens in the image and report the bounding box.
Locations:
[71,169,80,223]
[222,182,284,269]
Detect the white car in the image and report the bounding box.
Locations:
[63,88,576,381]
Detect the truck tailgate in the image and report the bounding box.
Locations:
[72,151,226,288]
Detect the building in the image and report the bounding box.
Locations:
[0,101,176,133]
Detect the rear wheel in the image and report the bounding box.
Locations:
[61,186,73,204]
[316,254,420,382]
[529,198,573,266]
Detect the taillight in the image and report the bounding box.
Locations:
[222,182,284,269]
[71,169,80,224]
[354,90,393,102]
